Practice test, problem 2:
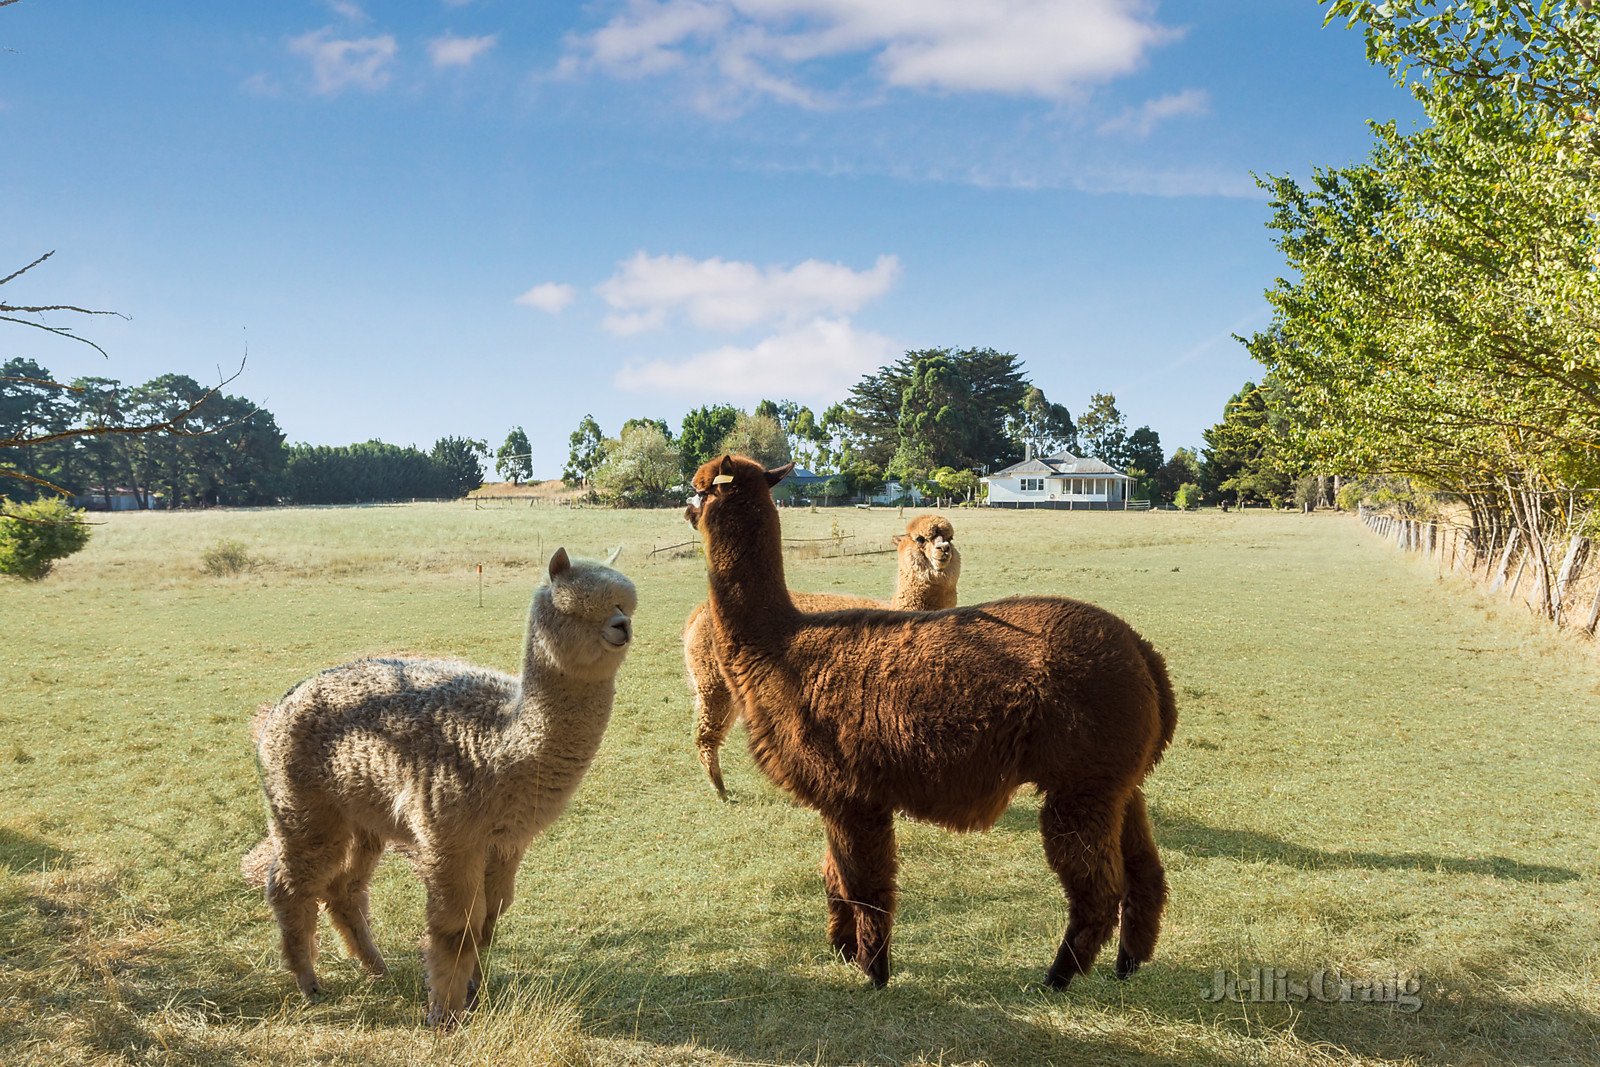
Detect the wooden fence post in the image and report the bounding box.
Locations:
[1508,556,1528,600]
[1553,535,1587,627]
[1489,529,1520,592]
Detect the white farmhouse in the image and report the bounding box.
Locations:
[983,448,1133,509]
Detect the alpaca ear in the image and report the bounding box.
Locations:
[548,547,571,579]
[891,534,905,547]
[605,545,622,566]
[764,461,795,488]
[718,454,737,477]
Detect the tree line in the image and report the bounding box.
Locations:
[1207,0,1600,613]
[1,356,489,507]
[556,347,1189,507]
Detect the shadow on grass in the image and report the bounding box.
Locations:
[0,826,70,873]
[1151,809,1580,884]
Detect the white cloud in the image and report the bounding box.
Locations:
[614,317,897,401]
[328,1,368,23]
[560,0,1181,109]
[1097,87,1210,138]
[429,33,498,69]
[516,282,577,313]
[596,252,900,334]
[289,28,398,94]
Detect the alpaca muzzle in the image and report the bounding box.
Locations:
[603,615,633,648]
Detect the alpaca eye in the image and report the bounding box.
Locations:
[915,536,926,544]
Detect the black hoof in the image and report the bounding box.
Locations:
[1043,969,1073,991]
[1114,947,1141,980]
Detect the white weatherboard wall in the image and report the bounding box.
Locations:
[986,475,1127,505]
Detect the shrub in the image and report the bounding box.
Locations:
[0,497,92,581]
[201,539,255,576]
[1173,483,1202,511]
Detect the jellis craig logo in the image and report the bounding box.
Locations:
[1202,967,1423,1014]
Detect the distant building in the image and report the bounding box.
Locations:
[73,488,150,511]
[983,447,1133,509]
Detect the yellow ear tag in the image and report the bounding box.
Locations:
[712,474,734,485]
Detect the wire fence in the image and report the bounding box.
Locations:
[1358,505,1600,636]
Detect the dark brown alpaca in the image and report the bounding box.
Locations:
[686,455,1175,989]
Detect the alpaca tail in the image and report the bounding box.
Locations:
[241,835,277,889]
[1137,636,1177,768]
[1115,787,1167,978]
[248,701,276,747]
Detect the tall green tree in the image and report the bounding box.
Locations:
[495,427,533,485]
[593,423,681,506]
[1007,386,1077,458]
[563,414,607,487]
[1200,381,1298,507]
[677,404,740,479]
[841,348,1028,474]
[717,412,791,469]
[1153,447,1201,505]
[1076,392,1129,469]
[431,437,488,498]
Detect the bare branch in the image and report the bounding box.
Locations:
[0,374,84,394]
[0,466,72,497]
[0,313,112,359]
[0,250,54,289]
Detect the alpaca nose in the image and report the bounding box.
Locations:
[604,616,632,647]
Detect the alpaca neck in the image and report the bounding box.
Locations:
[496,622,615,768]
[891,570,957,611]
[704,503,799,634]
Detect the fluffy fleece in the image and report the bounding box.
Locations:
[685,513,961,797]
[685,455,1175,989]
[244,548,636,1026]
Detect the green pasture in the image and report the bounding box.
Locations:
[2,502,1597,1066]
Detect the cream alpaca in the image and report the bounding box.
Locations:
[685,514,961,798]
[244,548,636,1027]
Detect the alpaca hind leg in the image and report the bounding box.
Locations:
[821,846,856,961]
[822,809,897,987]
[420,848,488,1028]
[692,668,738,799]
[466,847,524,1010]
[1115,789,1166,979]
[1039,790,1127,989]
[324,830,388,978]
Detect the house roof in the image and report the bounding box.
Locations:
[987,451,1131,480]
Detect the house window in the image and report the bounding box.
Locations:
[1020,477,1044,492]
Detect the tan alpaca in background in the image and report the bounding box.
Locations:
[685,514,961,798]
[243,548,636,1027]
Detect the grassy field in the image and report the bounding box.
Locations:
[3,502,1598,1066]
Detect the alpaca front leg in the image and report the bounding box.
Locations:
[822,809,898,988]
[421,851,488,1028]
[466,847,524,1010]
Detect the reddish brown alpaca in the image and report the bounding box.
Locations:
[685,513,961,798]
[686,455,1175,988]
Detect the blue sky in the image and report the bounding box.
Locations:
[3,1,1419,479]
